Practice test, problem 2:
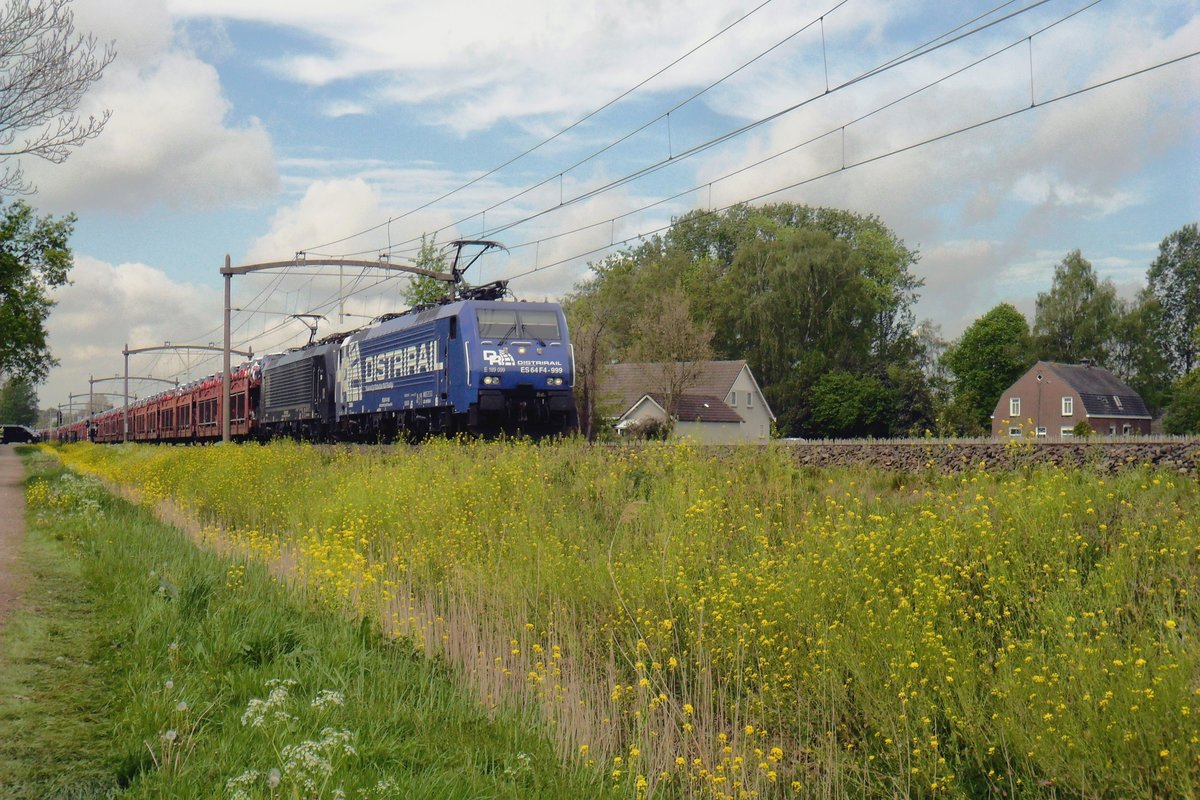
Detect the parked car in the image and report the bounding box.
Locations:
[1,424,41,444]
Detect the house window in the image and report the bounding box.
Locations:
[1123,424,1132,435]
[1008,427,1021,437]
[1062,396,1074,416]
[1009,397,1020,416]
[1108,425,1116,436]
[1113,395,1123,410]
[1061,426,1074,438]
[1036,427,1047,437]
[746,392,753,408]
[728,391,737,407]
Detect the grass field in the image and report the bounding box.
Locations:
[53,440,1200,799]
[2,447,595,799]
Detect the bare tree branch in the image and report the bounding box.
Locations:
[0,0,114,195]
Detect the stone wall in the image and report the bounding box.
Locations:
[777,440,1200,475]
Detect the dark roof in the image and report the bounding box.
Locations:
[600,361,748,414]
[1045,362,1151,418]
[639,393,744,423]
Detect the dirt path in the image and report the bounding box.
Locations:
[0,446,25,633]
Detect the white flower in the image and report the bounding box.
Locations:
[311,689,345,710]
[267,768,281,789]
[164,680,174,690]
[176,701,188,712]
[161,729,178,742]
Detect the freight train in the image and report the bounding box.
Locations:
[46,283,578,444]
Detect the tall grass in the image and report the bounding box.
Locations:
[9,449,595,799]
[58,440,1200,799]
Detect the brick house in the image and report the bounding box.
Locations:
[991,360,1152,439]
[600,360,775,443]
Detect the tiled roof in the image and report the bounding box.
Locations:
[1045,362,1152,418]
[643,393,744,423]
[600,360,748,415]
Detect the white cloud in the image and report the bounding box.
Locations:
[43,255,224,404]
[21,0,278,213]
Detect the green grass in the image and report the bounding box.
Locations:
[0,450,598,799]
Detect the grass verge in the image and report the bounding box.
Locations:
[0,448,598,799]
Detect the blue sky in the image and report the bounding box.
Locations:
[24,0,1199,406]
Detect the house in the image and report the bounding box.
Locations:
[991,360,1152,439]
[599,360,775,443]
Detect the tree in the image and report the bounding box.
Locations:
[0,375,37,423]
[0,200,74,382]
[624,287,714,426]
[1108,291,1173,415]
[807,371,895,438]
[1147,223,1200,375]
[0,0,114,195]
[1163,369,1200,435]
[713,227,878,435]
[401,235,452,307]
[1032,250,1118,365]
[943,303,1034,429]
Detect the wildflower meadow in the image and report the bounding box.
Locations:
[55,440,1200,799]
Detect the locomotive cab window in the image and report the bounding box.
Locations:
[519,310,561,342]
[476,308,561,342]
[477,308,519,340]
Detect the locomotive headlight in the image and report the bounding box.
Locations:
[517,347,527,355]
[483,376,500,385]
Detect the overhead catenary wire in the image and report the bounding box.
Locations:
[364,0,1067,263]
[473,0,1106,263]
[499,49,1200,285]
[299,0,789,255]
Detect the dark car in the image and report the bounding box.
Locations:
[1,424,41,444]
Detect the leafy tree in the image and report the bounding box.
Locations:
[401,235,452,307]
[1032,250,1118,365]
[1163,369,1200,435]
[943,303,1034,429]
[1108,291,1173,415]
[624,287,714,426]
[713,227,878,435]
[0,375,37,423]
[806,371,895,438]
[0,200,74,382]
[1147,223,1200,375]
[0,0,114,194]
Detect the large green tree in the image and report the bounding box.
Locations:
[1108,291,1174,415]
[943,303,1034,429]
[1147,223,1200,375]
[0,375,37,423]
[1032,250,1118,365]
[1163,369,1200,435]
[0,200,74,382]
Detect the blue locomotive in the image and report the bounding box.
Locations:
[258,283,577,440]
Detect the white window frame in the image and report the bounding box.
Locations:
[1008,427,1022,437]
[1122,424,1132,435]
[728,391,737,407]
[747,391,753,408]
[1009,397,1021,417]
[1061,426,1075,438]
[1062,396,1074,416]
[1036,427,1047,437]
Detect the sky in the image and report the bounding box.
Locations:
[19,0,1200,409]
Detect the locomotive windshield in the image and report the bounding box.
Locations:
[476,308,561,342]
